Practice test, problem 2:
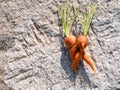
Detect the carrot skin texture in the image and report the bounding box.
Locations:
[64,35,76,48]
[83,51,96,72]
[69,43,78,61]
[64,34,96,73]
[72,51,81,70]
[77,35,89,49]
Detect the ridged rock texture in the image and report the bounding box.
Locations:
[0,0,120,90]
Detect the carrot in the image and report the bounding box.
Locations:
[58,3,79,49]
[69,43,78,61]
[72,3,96,73]
[64,35,76,48]
[69,34,96,72]
[72,50,81,70]
[83,51,96,73]
[58,2,97,74]
[77,35,89,49]
[69,35,89,71]
[70,35,89,71]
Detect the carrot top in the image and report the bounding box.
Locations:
[58,2,80,37]
[78,3,96,36]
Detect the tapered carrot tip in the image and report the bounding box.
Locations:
[83,52,96,73]
[64,35,76,48]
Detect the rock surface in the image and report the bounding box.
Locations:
[0,0,120,90]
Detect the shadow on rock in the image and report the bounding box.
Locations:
[60,47,75,82]
[78,62,92,86]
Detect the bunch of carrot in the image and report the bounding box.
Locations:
[58,2,96,73]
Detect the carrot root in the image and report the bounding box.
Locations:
[72,51,81,70]
[83,52,96,73]
[69,43,78,61]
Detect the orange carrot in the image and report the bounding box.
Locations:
[69,35,96,73]
[58,2,97,78]
[72,51,81,70]
[77,35,89,49]
[64,35,76,48]
[83,51,96,73]
[69,43,78,61]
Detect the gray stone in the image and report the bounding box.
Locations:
[0,0,119,90]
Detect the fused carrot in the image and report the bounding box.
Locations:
[68,35,96,73]
[58,1,97,83]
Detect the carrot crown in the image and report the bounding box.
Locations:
[58,2,80,37]
[78,3,96,36]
